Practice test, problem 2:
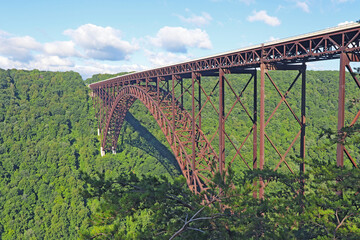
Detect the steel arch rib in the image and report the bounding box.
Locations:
[102,85,219,194]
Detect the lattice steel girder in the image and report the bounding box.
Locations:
[221,70,257,171]
[89,24,360,89]
[258,63,306,199]
[89,24,360,198]
[98,83,219,194]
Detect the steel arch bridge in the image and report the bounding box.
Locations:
[90,23,360,197]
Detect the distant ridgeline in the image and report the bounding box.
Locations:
[83,72,132,85]
[0,68,358,238]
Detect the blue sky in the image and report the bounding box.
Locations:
[0,0,359,79]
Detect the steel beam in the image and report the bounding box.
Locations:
[181,78,184,107]
[300,63,306,197]
[89,24,360,89]
[337,52,349,167]
[219,68,225,175]
[253,70,258,199]
[157,77,160,102]
[90,24,360,198]
[259,63,266,199]
[198,75,202,129]
[172,75,176,145]
[191,72,197,191]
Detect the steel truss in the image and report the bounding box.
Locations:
[90,24,360,196]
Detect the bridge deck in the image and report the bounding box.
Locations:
[90,23,360,197]
[89,23,360,88]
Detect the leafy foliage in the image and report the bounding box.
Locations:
[0,69,175,239]
[79,162,360,239]
[79,172,213,239]
[1,68,360,239]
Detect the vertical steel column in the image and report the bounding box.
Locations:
[99,87,103,136]
[172,75,176,145]
[191,72,197,191]
[253,70,258,199]
[94,89,99,134]
[198,75,202,129]
[219,69,225,174]
[181,78,184,107]
[337,52,349,167]
[300,63,306,196]
[259,63,266,199]
[157,77,160,101]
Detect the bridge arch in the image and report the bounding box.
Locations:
[91,24,360,198]
[101,84,219,193]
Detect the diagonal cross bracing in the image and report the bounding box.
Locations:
[90,23,360,196]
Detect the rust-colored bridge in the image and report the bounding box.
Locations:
[89,23,360,197]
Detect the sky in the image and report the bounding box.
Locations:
[0,0,359,79]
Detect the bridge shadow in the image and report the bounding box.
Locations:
[118,112,181,176]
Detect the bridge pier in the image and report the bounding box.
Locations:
[259,63,307,199]
[337,52,347,167]
[259,63,266,199]
[336,52,360,168]
[218,69,225,175]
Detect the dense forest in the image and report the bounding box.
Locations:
[0,68,359,239]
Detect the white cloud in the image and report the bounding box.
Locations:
[178,12,212,26]
[0,54,74,73]
[64,24,138,61]
[0,25,146,78]
[32,55,74,68]
[247,10,281,26]
[72,61,148,79]
[296,1,310,13]
[43,41,80,58]
[0,56,24,69]
[338,21,354,26]
[145,50,189,67]
[150,26,212,53]
[0,53,147,79]
[0,34,42,61]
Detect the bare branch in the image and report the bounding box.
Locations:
[335,209,340,225]
[187,227,205,233]
[333,212,354,237]
[169,204,222,240]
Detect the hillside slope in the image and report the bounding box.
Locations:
[0,69,359,238]
[0,69,177,239]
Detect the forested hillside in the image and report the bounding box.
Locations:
[0,69,177,239]
[0,68,359,239]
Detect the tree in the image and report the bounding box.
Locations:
[79,171,229,239]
